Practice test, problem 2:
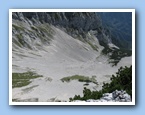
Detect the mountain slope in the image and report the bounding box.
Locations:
[12,12,132,102]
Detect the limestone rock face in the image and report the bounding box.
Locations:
[12,12,103,41]
[73,90,131,102]
[13,12,102,31]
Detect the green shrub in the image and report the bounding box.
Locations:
[101,66,132,97]
[69,66,132,101]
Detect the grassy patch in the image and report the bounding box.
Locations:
[12,38,22,48]
[36,24,54,38]
[88,42,98,51]
[16,33,23,40]
[109,48,132,66]
[14,33,26,47]
[12,98,38,102]
[12,24,25,31]
[33,24,55,44]
[15,33,33,50]
[60,75,98,84]
[12,71,43,88]
[101,43,132,66]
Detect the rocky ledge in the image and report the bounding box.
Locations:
[73,90,131,102]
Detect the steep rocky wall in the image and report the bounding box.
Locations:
[13,12,102,31]
[12,12,104,42]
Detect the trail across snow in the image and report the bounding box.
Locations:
[12,26,132,102]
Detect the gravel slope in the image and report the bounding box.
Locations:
[12,26,132,102]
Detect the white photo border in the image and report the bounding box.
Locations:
[9,9,135,105]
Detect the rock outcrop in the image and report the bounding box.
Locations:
[73,90,131,102]
[13,12,102,31]
[12,12,103,42]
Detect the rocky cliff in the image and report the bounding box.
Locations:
[12,12,103,44]
[13,12,102,31]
